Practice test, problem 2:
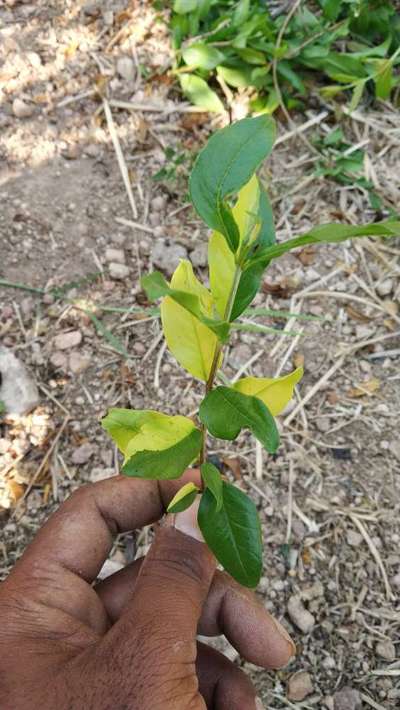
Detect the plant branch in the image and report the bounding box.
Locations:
[199,265,242,464]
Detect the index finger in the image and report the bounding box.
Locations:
[11,470,201,584]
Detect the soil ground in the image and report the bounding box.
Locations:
[1,2,399,708]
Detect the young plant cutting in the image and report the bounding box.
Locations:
[102,115,400,588]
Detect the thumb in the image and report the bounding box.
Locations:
[103,498,215,706]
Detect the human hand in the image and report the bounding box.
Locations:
[0,471,295,710]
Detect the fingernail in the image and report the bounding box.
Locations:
[255,697,265,710]
[170,497,204,543]
[272,617,296,656]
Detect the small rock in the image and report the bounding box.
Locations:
[50,352,68,370]
[54,330,82,350]
[103,10,114,25]
[315,417,330,433]
[333,687,361,710]
[322,655,336,670]
[355,324,375,339]
[117,56,135,81]
[69,352,91,374]
[84,143,101,158]
[287,595,315,633]
[26,51,42,68]
[90,467,115,483]
[71,443,96,465]
[105,247,125,264]
[376,278,393,297]
[133,342,146,355]
[389,440,400,461]
[12,97,34,118]
[191,243,208,268]
[20,296,34,319]
[0,346,39,415]
[376,639,396,661]
[151,195,166,212]
[62,143,80,160]
[109,262,130,280]
[229,343,252,370]
[301,581,324,601]
[287,671,313,702]
[151,240,188,276]
[391,573,400,588]
[346,530,363,547]
[110,233,126,246]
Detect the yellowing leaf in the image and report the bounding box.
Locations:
[102,408,202,479]
[102,408,196,459]
[171,260,213,313]
[208,230,235,318]
[233,367,303,415]
[161,260,219,381]
[167,482,199,513]
[232,174,260,248]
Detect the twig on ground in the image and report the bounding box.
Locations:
[102,98,141,276]
[349,514,394,601]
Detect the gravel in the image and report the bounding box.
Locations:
[151,240,188,275]
[53,330,82,350]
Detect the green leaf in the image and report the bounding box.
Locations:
[182,43,225,70]
[375,59,393,100]
[142,270,229,341]
[230,261,267,321]
[277,60,306,95]
[201,462,223,511]
[321,0,343,21]
[199,386,279,454]
[102,408,202,479]
[198,482,262,587]
[174,0,198,14]
[255,220,400,263]
[167,482,199,512]
[217,64,254,89]
[123,428,202,479]
[179,74,224,113]
[233,0,250,26]
[189,115,276,251]
[349,79,366,111]
[236,47,266,65]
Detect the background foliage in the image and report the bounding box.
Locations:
[162,0,400,113]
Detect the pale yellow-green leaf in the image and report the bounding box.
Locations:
[124,412,197,461]
[102,408,197,461]
[233,366,303,415]
[161,259,218,381]
[167,481,199,512]
[171,259,213,313]
[232,174,260,248]
[208,230,236,318]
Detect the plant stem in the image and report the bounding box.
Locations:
[199,265,242,464]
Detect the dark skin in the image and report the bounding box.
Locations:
[0,470,295,710]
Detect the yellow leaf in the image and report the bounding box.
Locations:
[167,482,199,512]
[161,260,218,381]
[208,230,235,318]
[102,407,197,460]
[232,174,260,248]
[233,367,304,415]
